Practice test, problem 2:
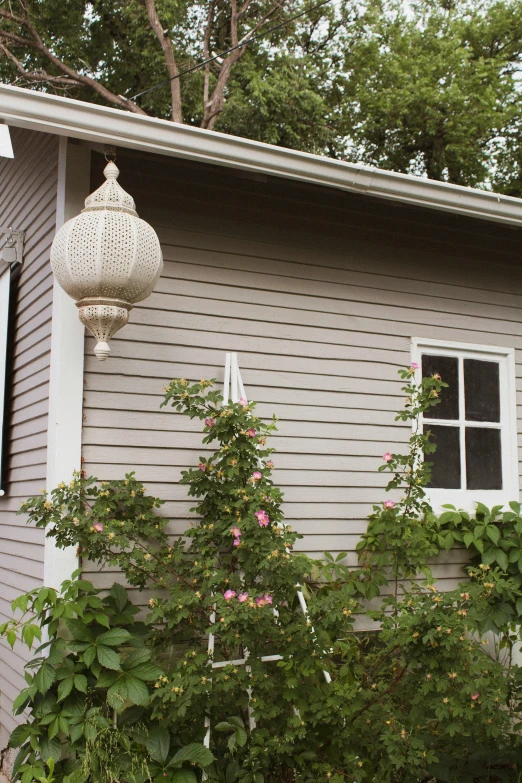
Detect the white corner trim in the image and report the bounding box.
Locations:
[1,84,522,227]
[44,139,90,590]
[411,337,520,513]
[0,124,14,158]
[0,266,11,495]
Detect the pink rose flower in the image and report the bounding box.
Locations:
[252,471,262,481]
[199,463,206,472]
[238,592,249,602]
[233,539,241,547]
[383,500,395,510]
[231,526,241,537]
[256,594,273,607]
[255,510,269,527]
[247,429,256,438]
[471,692,479,701]
[239,397,248,405]
[224,590,236,601]
[411,362,419,370]
[266,460,274,469]
[94,522,104,532]
[204,417,215,427]
[383,452,392,462]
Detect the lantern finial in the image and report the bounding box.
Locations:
[50,160,163,360]
[103,161,119,179]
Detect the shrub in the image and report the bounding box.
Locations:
[4,369,522,782]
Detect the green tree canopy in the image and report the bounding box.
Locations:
[1,0,522,191]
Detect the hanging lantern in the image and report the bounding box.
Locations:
[50,160,163,360]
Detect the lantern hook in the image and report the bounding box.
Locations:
[104,145,117,163]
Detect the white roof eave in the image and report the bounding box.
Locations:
[1,83,521,227]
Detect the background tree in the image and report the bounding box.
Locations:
[1,0,522,188]
[339,0,522,187]
[0,0,346,152]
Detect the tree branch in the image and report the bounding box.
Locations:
[143,0,183,123]
[201,0,285,130]
[0,42,82,87]
[203,0,216,109]
[0,7,147,114]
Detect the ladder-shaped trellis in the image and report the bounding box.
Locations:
[203,353,330,752]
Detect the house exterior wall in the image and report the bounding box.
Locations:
[0,127,59,748]
[81,150,522,605]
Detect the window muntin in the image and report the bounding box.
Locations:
[413,339,519,510]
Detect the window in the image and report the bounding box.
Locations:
[412,339,519,511]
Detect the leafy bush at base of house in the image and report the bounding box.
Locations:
[3,368,522,782]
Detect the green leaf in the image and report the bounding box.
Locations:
[463,533,474,548]
[496,550,509,572]
[169,743,215,768]
[82,647,96,667]
[110,583,129,613]
[123,648,151,668]
[509,501,521,514]
[34,665,56,695]
[235,728,247,748]
[97,645,121,670]
[96,670,118,689]
[107,679,128,710]
[486,526,500,546]
[129,662,162,681]
[39,737,62,763]
[171,772,197,783]
[145,727,170,764]
[57,677,74,702]
[482,548,498,565]
[65,620,92,642]
[125,676,150,705]
[96,628,132,647]
[73,674,87,693]
[9,726,32,749]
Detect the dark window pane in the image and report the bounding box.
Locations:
[425,424,461,489]
[421,355,459,420]
[465,428,502,490]
[464,359,500,423]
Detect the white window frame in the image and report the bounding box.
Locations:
[412,338,519,513]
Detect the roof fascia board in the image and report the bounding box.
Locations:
[1,84,522,227]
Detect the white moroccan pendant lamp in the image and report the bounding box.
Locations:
[50,159,163,360]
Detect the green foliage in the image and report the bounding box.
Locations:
[0,576,210,783]
[340,0,522,189]
[7,367,522,781]
[4,1,522,186]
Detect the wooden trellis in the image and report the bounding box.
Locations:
[203,354,330,755]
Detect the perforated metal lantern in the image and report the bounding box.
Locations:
[50,161,163,360]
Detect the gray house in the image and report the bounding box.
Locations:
[0,84,521,750]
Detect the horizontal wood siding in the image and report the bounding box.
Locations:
[0,128,58,748]
[82,151,522,602]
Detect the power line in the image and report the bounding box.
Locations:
[129,0,333,102]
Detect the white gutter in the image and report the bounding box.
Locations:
[1,84,521,227]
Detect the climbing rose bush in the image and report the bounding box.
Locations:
[4,369,522,782]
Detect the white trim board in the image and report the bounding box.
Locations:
[411,338,519,513]
[1,85,522,227]
[44,139,90,590]
[0,265,11,495]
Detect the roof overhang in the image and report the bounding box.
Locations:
[1,84,522,227]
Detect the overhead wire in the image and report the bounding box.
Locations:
[128,0,333,102]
